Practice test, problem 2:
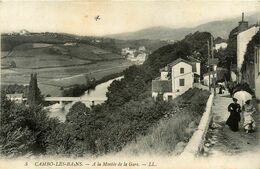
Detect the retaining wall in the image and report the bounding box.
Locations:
[180,93,214,157]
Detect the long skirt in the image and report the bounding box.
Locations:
[226,112,240,131]
[244,114,256,130]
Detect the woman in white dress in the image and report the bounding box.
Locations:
[242,100,256,133]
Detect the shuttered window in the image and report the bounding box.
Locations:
[180,68,184,74]
[179,79,185,86]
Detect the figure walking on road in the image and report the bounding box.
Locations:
[226,98,241,131]
[242,100,256,133]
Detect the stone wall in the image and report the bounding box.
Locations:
[180,93,214,157]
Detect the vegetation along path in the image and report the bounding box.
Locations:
[204,92,260,157]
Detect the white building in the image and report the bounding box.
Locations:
[152,58,199,101]
[121,48,136,56]
[254,45,260,111]
[138,46,146,52]
[188,56,201,78]
[122,47,148,64]
[19,29,30,35]
[171,59,193,94]
[203,71,217,86]
[134,53,147,64]
[215,42,227,51]
[6,93,24,103]
[64,42,77,46]
[237,25,259,73]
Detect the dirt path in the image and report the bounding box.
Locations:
[204,93,260,156]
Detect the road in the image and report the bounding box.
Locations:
[204,92,260,157]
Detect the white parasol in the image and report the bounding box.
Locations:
[233,90,252,106]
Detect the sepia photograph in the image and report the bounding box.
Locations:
[0,0,259,169]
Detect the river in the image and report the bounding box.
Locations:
[47,76,123,122]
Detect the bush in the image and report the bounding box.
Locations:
[46,102,96,156]
[0,92,60,156]
[122,111,197,155]
[1,84,27,95]
[120,88,210,155]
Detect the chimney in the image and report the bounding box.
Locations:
[238,12,248,33]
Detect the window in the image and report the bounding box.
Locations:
[180,68,184,74]
[179,79,185,86]
[192,64,197,72]
[168,95,173,101]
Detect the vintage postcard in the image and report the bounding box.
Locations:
[0,0,259,169]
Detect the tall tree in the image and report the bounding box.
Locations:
[27,73,42,106]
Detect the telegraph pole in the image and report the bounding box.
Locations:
[207,40,211,91]
[211,36,216,95]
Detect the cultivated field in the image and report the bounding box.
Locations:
[1,42,133,96]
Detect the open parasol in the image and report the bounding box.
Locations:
[233,90,252,106]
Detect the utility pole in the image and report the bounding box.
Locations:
[211,36,216,95]
[207,40,211,91]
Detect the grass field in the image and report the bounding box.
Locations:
[1,42,133,96]
[1,42,124,68]
[1,60,133,96]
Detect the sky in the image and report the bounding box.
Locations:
[0,0,260,36]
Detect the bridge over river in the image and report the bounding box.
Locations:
[44,97,105,107]
[44,97,105,102]
[21,97,105,107]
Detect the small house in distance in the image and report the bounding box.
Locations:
[152,57,200,101]
[203,71,217,86]
[6,93,24,103]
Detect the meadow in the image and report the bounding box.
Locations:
[1,42,132,96]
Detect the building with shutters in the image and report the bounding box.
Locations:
[152,58,200,101]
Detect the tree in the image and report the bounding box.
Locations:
[27,73,43,106]
[144,31,212,77]
[0,91,59,156]
[66,102,91,123]
[46,102,97,156]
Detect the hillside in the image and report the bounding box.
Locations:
[1,42,123,69]
[115,39,168,52]
[106,12,260,40]
[143,31,212,76]
[1,34,132,96]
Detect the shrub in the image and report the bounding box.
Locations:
[0,92,60,156]
[120,88,210,155]
[46,102,96,156]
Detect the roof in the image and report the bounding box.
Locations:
[152,80,172,93]
[160,58,193,72]
[187,56,201,63]
[203,71,217,77]
[238,25,259,35]
[160,66,169,72]
[168,58,192,67]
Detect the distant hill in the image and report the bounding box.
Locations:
[106,12,260,40]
